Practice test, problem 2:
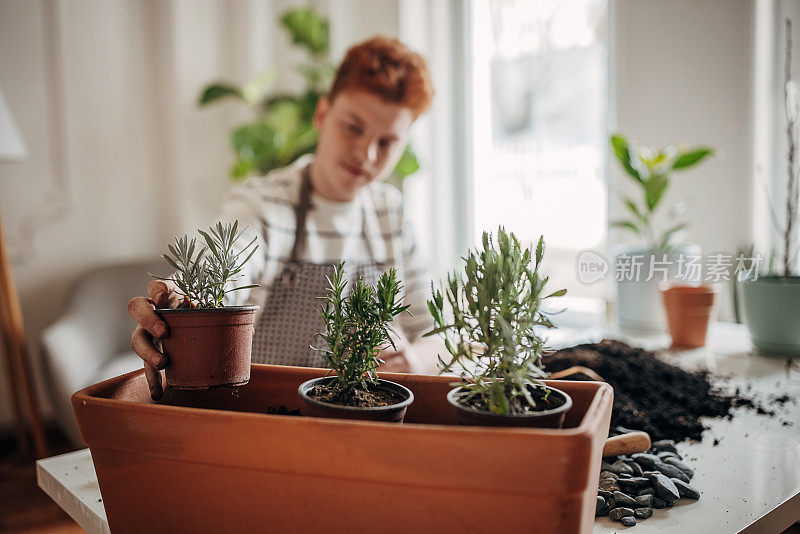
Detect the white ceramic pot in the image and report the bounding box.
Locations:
[614,243,702,333]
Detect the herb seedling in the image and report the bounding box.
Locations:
[425,228,566,415]
[153,220,259,308]
[313,261,410,403]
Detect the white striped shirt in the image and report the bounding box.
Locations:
[219,154,433,342]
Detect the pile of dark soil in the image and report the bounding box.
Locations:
[543,339,735,442]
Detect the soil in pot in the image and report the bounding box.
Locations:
[448,384,572,428]
[308,383,404,407]
[298,376,414,422]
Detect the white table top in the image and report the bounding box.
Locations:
[37,322,800,534]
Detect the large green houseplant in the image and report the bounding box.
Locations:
[610,134,713,332]
[297,261,415,422]
[425,228,572,428]
[739,19,800,357]
[198,6,419,186]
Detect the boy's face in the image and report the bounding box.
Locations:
[312,89,415,201]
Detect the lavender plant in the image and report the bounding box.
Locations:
[153,220,259,308]
[425,228,566,415]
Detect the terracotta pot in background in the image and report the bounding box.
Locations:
[660,284,718,348]
[156,305,258,389]
[297,376,414,422]
[447,385,572,428]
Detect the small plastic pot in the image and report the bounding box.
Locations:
[447,385,572,428]
[298,376,414,423]
[156,305,258,390]
[660,284,718,348]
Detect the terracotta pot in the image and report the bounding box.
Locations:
[298,376,414,422]
[447,385,572,428]
[72,365,612,533]
[156,305,258,389]
[660,284,718,348]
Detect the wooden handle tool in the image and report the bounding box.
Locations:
[602,431,651,457]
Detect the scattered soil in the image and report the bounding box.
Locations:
[309,384,403,408]
[459,384,567,414]
[543,339,743,442]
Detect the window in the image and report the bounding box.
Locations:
[468,0,608,303]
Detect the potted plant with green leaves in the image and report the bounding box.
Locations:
[151,220,260,390]
[610,134,714,332]
[739,19,800,357]
[198,6,419,187]
[297,261,415,422]
[425,228,572,428]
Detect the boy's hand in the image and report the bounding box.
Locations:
[127,280,181,400]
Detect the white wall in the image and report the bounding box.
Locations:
[610,0,755,321]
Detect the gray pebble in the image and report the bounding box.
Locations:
[609,507,635,521]
[605,497,615,510]
[615,425,638,434]
[601,461,614,471]
[599,479,620,492]
[631,453,661,469]
[596,495,605,515]
[612,491,637,508]
[654,461,691,483]
[657,451,680,461]
[598,489,613,499]
[663,456,695,479]
[646,472,681,502]
[637,487,655,497]
[634,494,654,508]
[609,460,635,475]
[627,460,643,476]
[599,470,618,481]
[618,477,651,490]
[621,516,637,527]
[672,478,701,500]
[634,507,653,519]
[652,439,678,454]
[653,497,667,509]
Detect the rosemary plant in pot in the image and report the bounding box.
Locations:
[297,262,415,422]
[610,134,713,332]
[425,228,572,428]
[739,19,800,357]
[151,221,260,389]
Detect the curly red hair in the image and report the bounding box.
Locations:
[328,36,434,118]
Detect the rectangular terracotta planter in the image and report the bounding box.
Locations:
[72,364,612,533]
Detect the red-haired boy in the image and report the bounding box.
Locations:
[129,36,438,399]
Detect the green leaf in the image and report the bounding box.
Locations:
[610,135,643,182]
[672,147,713,170]
[623,197,647,223]
[198,83,243,106]
[610,220,641,235]
[393,144,420,179]
[279,7,329,56]
[644,174,669,211]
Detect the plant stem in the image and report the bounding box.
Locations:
[785,19,798,278]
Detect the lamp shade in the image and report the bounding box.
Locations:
[0,84,28,161]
